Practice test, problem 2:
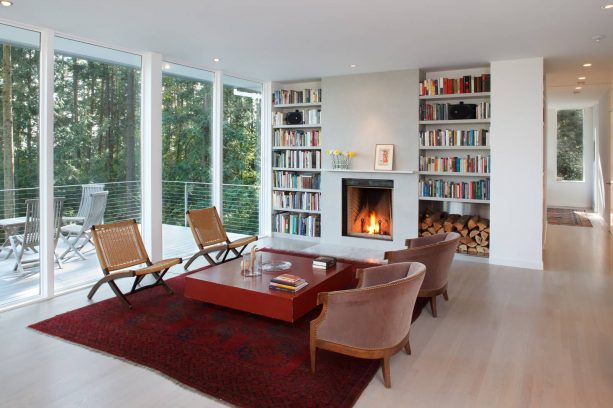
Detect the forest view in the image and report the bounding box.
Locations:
[0,41,261,236]
[556,109,584,182]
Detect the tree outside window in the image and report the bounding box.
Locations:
[556,109,583,181]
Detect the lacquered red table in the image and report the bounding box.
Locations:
[184,252,354,322]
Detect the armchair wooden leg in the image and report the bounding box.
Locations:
[443,289,449,301]
[430,296,438,317]
[310,344,317,373]
[404,338,411,355]
[382,356,392,388]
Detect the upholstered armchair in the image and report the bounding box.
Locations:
[310,262,426,388]
[384,232,460,317]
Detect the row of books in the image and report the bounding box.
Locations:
[273,171,321,190]
[273,150,321,169]
[419,74,491,96]
[273,129,321,147]
[273,212,320,237]
[419,129,489,147]
[272,109,322,126]
[269,274,308,293]
[272,89,322,105]
[420,102,491,121]
[419,155,491,174]
[419,179,490,201]
[273,191,321,211]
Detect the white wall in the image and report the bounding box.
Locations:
[594,91,611,222]
[546,107,594,209]
[319,70,419,250]
[490,58,544,270]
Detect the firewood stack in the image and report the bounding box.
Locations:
[419,210,490,256]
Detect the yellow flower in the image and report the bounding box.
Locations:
[333,149,340,155]
[326,150,332,155]
[348,151,356,158]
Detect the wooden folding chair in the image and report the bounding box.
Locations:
[88,219,182,308]
[183,206,257,270]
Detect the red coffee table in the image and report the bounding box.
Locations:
[184,252,354,322]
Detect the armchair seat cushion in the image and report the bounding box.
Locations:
[132,258,182,276]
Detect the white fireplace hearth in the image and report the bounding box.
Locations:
[320,169,418,251]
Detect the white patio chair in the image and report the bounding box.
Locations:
[9,198,65,274]
[63,183,104,225]
[60,191,108,261]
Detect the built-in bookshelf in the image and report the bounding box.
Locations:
[271,80,322,239]
[418,67,491,257]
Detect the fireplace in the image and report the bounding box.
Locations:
[342,179,393,241]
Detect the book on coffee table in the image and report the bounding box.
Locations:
[313,256,336,269]
[270,274,308,293]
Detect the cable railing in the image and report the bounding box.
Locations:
[0,180,260,242]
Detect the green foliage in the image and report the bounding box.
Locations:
[556,109,584,181]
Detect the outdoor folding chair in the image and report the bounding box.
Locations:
[88,219,182,308]
[60,191,108,261]
[9,198,65,273]
[183,206,258,270]
[63,183,104,225]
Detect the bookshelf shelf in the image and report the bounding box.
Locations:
[419,92,490,101]
[419,146,490,150]
[273,102,322,108]
[273,124,321,129]
[272,167,321,172]
[418,171,490,177]
[272,208,321,214]
[272,81,323,239]
[419,119,490,125]
[419,196,490,204]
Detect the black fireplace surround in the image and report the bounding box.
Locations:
[342,178,393,241]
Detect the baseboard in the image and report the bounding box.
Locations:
[488,256,543,270]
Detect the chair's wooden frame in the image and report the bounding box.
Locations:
[88,219,182,308]
[183,206,257,270]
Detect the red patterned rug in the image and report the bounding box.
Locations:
[30,249,425,408]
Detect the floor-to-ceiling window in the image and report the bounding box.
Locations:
[161,63,213,258]
[53,38,141,292]
[222,76,261,235]
[0,24,41,307]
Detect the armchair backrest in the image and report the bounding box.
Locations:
[76,184,105,218]
[186,207,228,249]
[384,232,460,292]
[91,219,150,272]
[315,262,425,350]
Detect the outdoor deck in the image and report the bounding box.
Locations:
[0,224,239,306]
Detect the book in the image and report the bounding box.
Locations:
[269,281,309,292]
[270,273,305,286]
[313,256,336,269]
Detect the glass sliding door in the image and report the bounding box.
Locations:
[161,63,213,259]
[53,38,141,292]
[222,76,262,236]
[0,24,41,307]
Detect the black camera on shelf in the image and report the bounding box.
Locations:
[285,110,303,125]
[448,102,477,120]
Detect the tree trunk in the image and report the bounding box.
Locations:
[2,45,15,218]
[125,68,136,181]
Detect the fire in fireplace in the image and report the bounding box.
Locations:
[342,179,393,241]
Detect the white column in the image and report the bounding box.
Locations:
[39,29,55,297]
[141,52,163,261]
[260,81,272,236]
[212,71,223,213]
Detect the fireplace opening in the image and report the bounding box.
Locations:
[342,179,393,241]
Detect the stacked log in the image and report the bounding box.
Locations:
[419,210,490,256]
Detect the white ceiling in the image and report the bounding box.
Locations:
[0,0,612,84]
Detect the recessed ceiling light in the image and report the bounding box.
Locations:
[592,34,606,42]
[163,63,171,70]
[0,0,13,6]
[349,64,357,68]
[602,4,613,9]
[578,76,586,80]
[575,86,583,90]
[582,63,593,67]
[213,58,220,63]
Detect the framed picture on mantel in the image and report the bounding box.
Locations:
[374,144,394,171]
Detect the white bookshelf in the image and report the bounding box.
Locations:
[271,80,323,239]
[418,67,492,258]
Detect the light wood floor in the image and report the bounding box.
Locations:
[0,221,611,407]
